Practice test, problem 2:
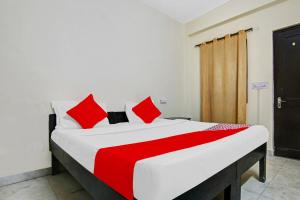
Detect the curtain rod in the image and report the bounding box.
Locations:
[194,28,253,47]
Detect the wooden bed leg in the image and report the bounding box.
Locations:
[52,154,64,175]
[224,177,241,200]
[259,156,266,183]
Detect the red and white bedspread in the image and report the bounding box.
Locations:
[51,119,268,200]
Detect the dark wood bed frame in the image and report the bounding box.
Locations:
[49,112,267,200]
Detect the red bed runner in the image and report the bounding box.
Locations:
[94,126,248,200]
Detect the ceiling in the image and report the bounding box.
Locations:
[140,0,230,23]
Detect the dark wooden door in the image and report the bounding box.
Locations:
[274,24,300,159]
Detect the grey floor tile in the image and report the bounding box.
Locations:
[261,183,300,200]
[257,196,273,200]
[266,170,280,183]
[47,173,82,193]
[241,189,260,200]
[242,177,268,195]
[266,157,286,175]
[267,155,288,168]
[271,167,300,189]
[46,173,92,200]
[282,158,300,170]
[267,159,283,171]
[264,156,285,183]
[0,177,57,200]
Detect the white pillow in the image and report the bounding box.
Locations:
[125,101,144,124]
[125,101,161,124]
[51,100,109,129]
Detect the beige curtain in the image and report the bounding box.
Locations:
[200,31,247,124]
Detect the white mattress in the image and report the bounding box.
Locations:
[51,119,268,200]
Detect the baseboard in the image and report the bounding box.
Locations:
[0,168,51,187]
[267,149,274,156]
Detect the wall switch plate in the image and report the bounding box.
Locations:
[159,98,168,104]
[252,82,269,90]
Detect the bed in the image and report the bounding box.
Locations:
[49,112,268,200]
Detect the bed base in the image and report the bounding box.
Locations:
[49,114,266,200]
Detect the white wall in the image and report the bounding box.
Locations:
[186,0,277,35]
[183,0,300,152]
[0,0,184,177]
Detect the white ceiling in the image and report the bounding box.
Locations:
[140,0,230,23]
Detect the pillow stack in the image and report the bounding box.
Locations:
[52,94,109,129]
[52,95,162,129]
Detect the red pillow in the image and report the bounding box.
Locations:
[132,96,161,123]
[67,94,108,129]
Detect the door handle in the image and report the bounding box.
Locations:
[277,97,287,109]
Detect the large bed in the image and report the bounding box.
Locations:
[49,112,268,200]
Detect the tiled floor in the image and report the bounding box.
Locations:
[0,155,299,200]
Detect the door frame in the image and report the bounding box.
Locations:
[273,23,300,159]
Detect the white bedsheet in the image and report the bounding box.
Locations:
[51,120,268,200]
